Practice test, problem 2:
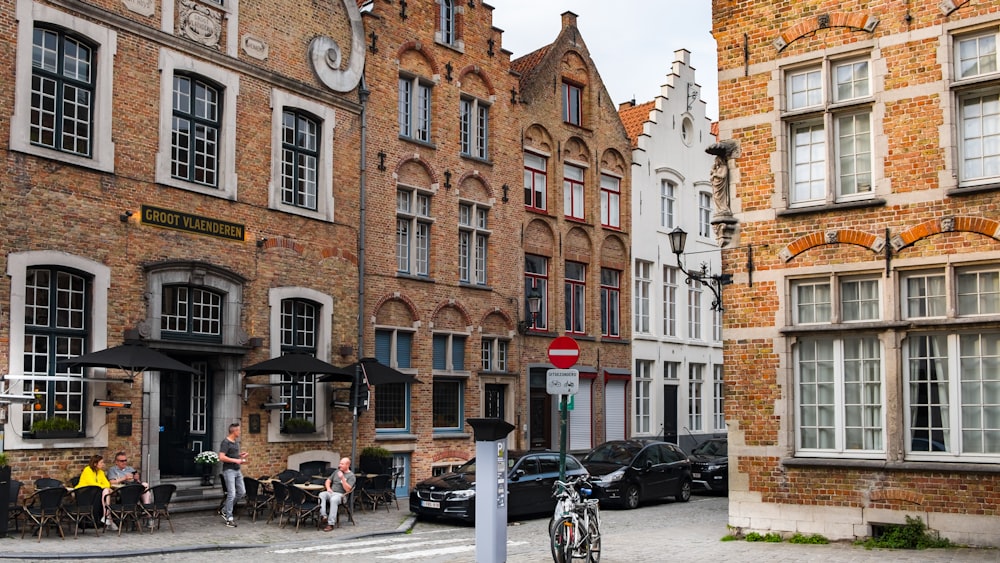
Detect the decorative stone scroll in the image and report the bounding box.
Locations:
[178,0,222,48]
[123,0,155,17]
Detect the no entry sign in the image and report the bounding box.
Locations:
[547,336,580,369]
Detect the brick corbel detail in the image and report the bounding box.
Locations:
[773,12,879,52]
[779,229,883,262]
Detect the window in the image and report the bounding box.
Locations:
[562,81,582,125]
[280,110,318,211]
[688,364,704,431]
[664,361,679,380]
[792,275,881,325]
[524,152,547,211]
[600,268,620,338]
[433,333,467,372]
[903,272,946,318]
[484,384,506,419]
[565,262,586,334]
[525,254,548,331]
[600,174,621,228]
[797,336,883,453]
[698,192,712,237]
[842,278,881,321]
[954,30,1000,187]
[634,261,651,334]
[784,57,873,206]
[481,338,508,372]
[635,360,653,434]
[396,188,432,276]
[458,202,489,285]
[687,280,703,340]
[161,285,223,341]
[660,180,675,229]
[399,75,431,143]
[30,27,94,158]
[22,267,89,433]
[13,5,116,172]
[663,266,678,337]
[171,74,220,187]
[277,299,317,425]
[432,379,463,431]
[269,90,337,221]
[958,268,1000,315]
[563,164,585,220]
[713,307,723,342]
[460,96,489,159]
[156,50,239,199]
[374,329,413,432]
[793,280,832,324]
[438,0,456,45]
[713,365,725,430]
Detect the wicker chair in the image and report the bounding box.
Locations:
[21,487,67,541]
[62,486,104,538]
[142,484,177,533]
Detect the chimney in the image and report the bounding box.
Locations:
[561,11,578,29]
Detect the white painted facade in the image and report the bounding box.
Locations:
[627,50,723,452]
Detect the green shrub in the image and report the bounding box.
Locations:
[0,452,8,467]
[720,534,738,542]
[281,417,316,433]
[764,532,783,543]
[858,516,952,550]
[789,532,829,544]
[30,417,81,432]
[745,532,765,542]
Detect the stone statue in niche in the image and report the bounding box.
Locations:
[706,139,740,247]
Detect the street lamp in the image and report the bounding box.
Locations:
[519,286,543,333]
[668,227,731,312]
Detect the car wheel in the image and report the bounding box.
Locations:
[623,484,640,509]
[676,479,692,502]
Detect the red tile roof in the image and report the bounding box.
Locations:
[618,100,655,148]
[511,45,551,89]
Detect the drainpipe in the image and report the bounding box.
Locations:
[352,77,370,466]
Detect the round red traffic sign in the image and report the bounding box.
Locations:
[548,336,580,369]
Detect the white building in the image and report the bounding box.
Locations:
[620,50,723,451]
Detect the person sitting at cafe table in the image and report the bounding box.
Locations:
[319,457,356,532]
[75,454,117,531]
[105,450,153,508]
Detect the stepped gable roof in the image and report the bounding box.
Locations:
[618,100,655,148]
[511,45,551,89]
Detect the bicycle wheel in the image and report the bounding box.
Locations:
[585,516,601,563]
[550,516,574,563]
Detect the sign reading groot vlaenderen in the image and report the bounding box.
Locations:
[140,205,246,242]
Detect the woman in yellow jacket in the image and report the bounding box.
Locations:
[76,454,117,530]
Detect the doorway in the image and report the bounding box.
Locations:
[662,384,678,444]
[159,361,211,477]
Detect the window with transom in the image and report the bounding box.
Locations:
[634,261,651,334]
[30,27,94,158]
[374,328,413,432]
[458,202,489,285]
[280,110,319,210]
[634,359,653,434]
[565,261,586,334]
[663,266,678,337]
[524,152,547,212]
[600,268,620,338]
[562,81,582,126]
[399,74,432,143]
[953,28,1000,187]
[601,174,621,229]
[171,74,221,188]
[460,96,489,160]
[783,56,874,206]
[397,188,432,277]
[481,337,508,372]
[277,299,317,426]
[563,164,585,220]
[160,285,223,341]
[525,254,549,331]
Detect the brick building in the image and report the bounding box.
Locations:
[1,0,364,489]
[619,50,723,452]
[356,0,523,482]
[714,0,1000,546]
[513,12,632,455]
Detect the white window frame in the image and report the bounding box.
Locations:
[687,279,703,340]
[564,162,586,221]
[397,187,433,277]
[663,266,678,337]
[600,173,621,229]
[698,192,712,237]
[458,201,490,285]
[688,364,704,431]
[460,95,490,160]
[399,74,432,143]
[783,55,875,207]
[713,364,725,431]
[634,359,653,435]
[155,49,239,200]
[953,28,1000,187]
[634,261,651,334]
[660,180,675,229]
[11,0,117,172]
[524,151,548,212]
[480,337,508,372]
[269,89,336,221]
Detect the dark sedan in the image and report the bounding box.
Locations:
[409,450,587,523]
[689,437,728,492]
[582,439,692,509]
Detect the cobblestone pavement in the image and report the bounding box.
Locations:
[2,494,997,562]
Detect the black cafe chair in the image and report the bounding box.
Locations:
[62,486,104,539]
[7,479,24,533]
[34,478,63,490]
[335,489,356,528]
[285,485,322,532]
[361,474,394,512]
[266,481,292,527]
[242,477,272,523]
[107,484,146,536]
[142,484,177,533]
[21,487,67,541]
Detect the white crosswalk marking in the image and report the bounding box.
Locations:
[271,530,527,561]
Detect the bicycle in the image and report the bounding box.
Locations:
[549,476,601,563]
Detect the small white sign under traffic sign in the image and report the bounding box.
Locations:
[546,369,579,395]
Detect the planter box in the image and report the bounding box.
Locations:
[30,430,80,439]
[281,426,316,434]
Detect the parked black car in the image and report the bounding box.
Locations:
[688,437,728,493]
[409,450,588,523]
[581,439,692,509]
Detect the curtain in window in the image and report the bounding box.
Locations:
[909,335,948,452]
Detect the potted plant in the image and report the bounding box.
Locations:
[280,417,316,434]
[359,445,393,475]
[0,452,9,536]
[194,451,220,486]
[29,417,81,439]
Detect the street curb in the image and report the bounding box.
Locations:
[0,515,419,560]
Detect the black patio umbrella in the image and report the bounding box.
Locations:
[58,343,198,379]
[241,353,354,381]
[316,357,418,385]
